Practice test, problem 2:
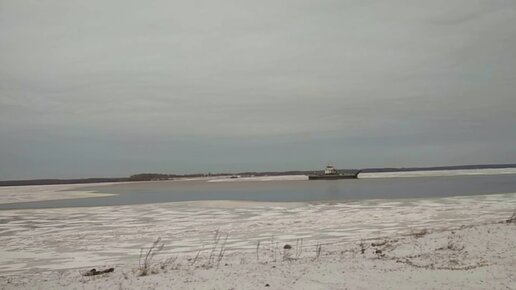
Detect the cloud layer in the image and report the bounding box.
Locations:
[1,0,516,179]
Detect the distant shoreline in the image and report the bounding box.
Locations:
[1,163,516,187]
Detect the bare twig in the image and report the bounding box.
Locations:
[82,268,114,276]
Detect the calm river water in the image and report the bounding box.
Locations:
[1,173,516,210]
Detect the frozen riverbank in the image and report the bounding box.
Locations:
[0,192,515,275]
[1,173,515,289]
[1,215,515,289]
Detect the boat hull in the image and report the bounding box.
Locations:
[308,173,359,180]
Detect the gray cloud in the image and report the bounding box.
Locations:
[1,0,516,179]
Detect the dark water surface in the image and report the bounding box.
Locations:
[2,174,516,210]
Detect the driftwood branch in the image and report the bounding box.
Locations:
[82,268,114,276]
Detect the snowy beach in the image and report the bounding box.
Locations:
[0,170,515,289]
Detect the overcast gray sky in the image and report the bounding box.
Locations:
[1,0,516,179]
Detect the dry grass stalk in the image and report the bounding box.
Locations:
[294,238,304,259]
[506,210,516,223]
[138,237,165,276]
[160,256,178,271]
[315,243,322,259]
[191,245,205,266]
[411,229,429,238]
[256,241,261,262]
[206,230,229,267]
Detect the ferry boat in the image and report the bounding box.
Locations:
[308,165,360,180]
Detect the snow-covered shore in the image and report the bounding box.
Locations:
[359,167,516,179]
[1,174,515,289]
[1,217,515,289]
[206,168,516,183]
[0,183,126,205]
[0,190,515,289]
